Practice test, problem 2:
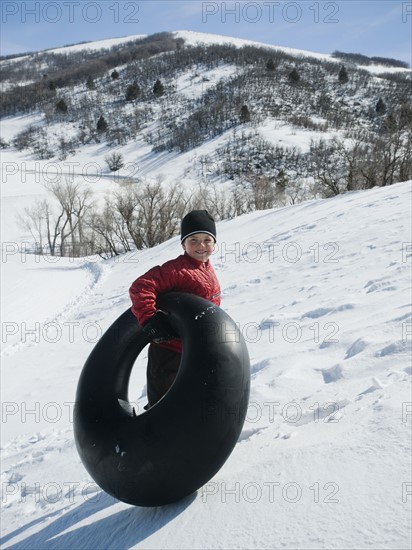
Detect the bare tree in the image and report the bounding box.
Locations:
[44,200,67,256]
[310,137,367,196]
[19,196,68,256]
[16,199,48,253]
[85,198,130,258]
[247,174,276,210]
[188,183,236,220]
[284,179,310,205]
[105,152,125,172]
[45,180,93,256]
[133,180,186,247]
[112,179,187,249]
[114,184,143,249]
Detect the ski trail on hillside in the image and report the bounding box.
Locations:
[1,261,110,358]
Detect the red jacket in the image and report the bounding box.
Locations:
[129,252,221,353]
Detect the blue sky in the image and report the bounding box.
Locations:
[1,1,411,63]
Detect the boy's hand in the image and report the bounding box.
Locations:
[143,310,178,343]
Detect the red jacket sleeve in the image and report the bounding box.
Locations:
[129,263,178,326]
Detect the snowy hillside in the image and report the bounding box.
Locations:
[1,30,410,237]
[1,174,411,548]
[3,30,410,73]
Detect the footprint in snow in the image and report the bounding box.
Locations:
[390,311,412,323]
[302,307,334,319]
[302,304,354,319]
[356,377,386,398]
[2,470,24,483]
[319,364,344,383]
[274,431,297,440]
[250,358,272,375]
[238,427,266,442]
[345,338,368,359]
[364,279,397,293]
[375,340,411,357]
[284,399,350,427]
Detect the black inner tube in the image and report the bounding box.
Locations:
[74,292,250,507]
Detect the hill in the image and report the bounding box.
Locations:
[1,176,411,548]
[1,31,411,260]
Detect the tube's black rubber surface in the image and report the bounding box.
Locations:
[73,292,250,507]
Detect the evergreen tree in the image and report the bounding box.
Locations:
[276,169,289,192]
[97,115,108,133]
[126,81,140,101]
[384,113,397,133]
[86,75,96,90]
[338,66,349,84]
[240,105,251,123]
[288,68,300,84]
[153,79,165,97]
[111,69,120,80]
[266,58,276,72]
[398,103,412,129]
[376,98,387,115]
[55,98,68,114]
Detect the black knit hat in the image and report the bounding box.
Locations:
[181,210,217,243]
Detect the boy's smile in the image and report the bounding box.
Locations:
[182,233,215,262]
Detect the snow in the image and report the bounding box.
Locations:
[43,35,148,56]
[173,29,336,63]
[175,31,411,75]
[357,64,411,75]
[0,113,45,143]
[258,119,339,152]
[3,29,409,78]
[175,64,240,100]
[0,35,148,64]
[1,137,411,548]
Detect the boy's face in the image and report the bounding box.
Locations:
[182,233,215,262]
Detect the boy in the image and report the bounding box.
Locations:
[129,210,221,408]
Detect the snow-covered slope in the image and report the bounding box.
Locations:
[3,29,409,74]
[1,176,411,549]
[44,34,148,56]
[173,30,335,62]
[174,31,411,74]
